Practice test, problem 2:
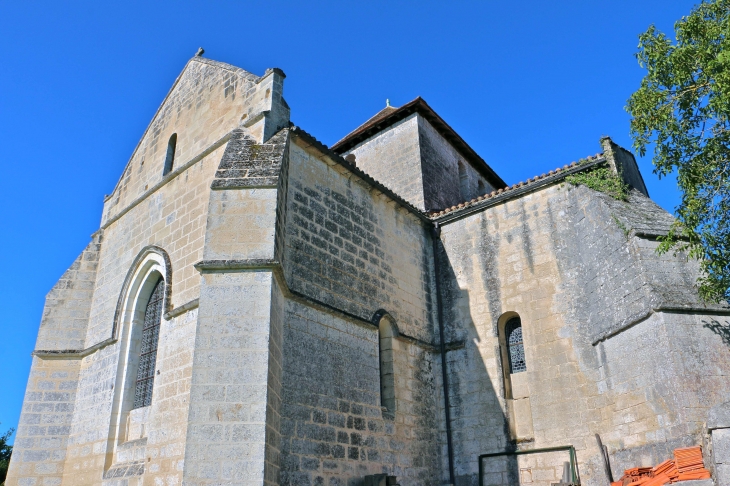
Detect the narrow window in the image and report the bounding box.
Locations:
[379,317,396,415]
[162,133,177,176]
[505,317,526,374]
[458,161,469,200]
[133,278,164,408]
[477,179,485,195]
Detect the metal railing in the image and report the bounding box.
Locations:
[478,445,581,486]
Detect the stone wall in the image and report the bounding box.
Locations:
[283,139,434,342]
[100,57,261,226]
[276,136,447,485]
[438,181,730,486]
[417,116,494,210]
[342,114,495,212]
[5,358,80,486]
[597,310,730,477]
[278,300,442,486]
[35,235,102,351]
[344,114,425,210]
[8,56,272,486]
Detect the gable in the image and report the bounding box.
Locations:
[102,57,261,219]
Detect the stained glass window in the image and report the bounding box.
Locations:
[506,317,526,374]
[133,278,164,409]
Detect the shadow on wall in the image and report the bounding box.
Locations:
[434,239,518,486]
[703,319,730,347]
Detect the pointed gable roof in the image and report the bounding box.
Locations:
[105,56,260,200]
[331,97,506,189]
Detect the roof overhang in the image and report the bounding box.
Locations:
[330,97,507,189]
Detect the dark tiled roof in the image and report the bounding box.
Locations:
[330,97,507,189]
[429,154,607,221]
[333,106,398,145]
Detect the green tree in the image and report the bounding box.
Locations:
[626,0,730,303]
[0,425,13,485]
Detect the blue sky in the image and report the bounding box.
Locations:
[0,0,697,440]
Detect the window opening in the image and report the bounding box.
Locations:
[163,133,177,176]
[506,317,526,373]
[133,278,164,408]
[379,318,396,415]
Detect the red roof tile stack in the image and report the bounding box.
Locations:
[674,447,711,481]
[609,446,711,486]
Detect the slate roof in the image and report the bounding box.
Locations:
[330,97,507,189]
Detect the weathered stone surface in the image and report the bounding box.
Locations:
[8,54,729,486]
[35,233,102,351]
[211,127,289,190]
[342,113,495,212]
[708,401,730,430]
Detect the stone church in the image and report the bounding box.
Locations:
[7,54,730,486]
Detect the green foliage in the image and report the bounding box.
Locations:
[626,0,730,303]
[612,214,631,239]
[0,425,13,485]
[566,167,629,201]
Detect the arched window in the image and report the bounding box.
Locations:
[133,277,164,408]
[505,317,526,374]
[163,133,177,176]
[379,316,396,416]
[106,247,170,469]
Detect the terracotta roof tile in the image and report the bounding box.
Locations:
[428,153,606,219]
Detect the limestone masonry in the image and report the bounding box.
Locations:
[7,55,730,486]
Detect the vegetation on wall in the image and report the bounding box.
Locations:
[566,167,629,201]
[626,0,730,303]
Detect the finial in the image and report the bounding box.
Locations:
[386,99,390,107]
[195,47,205,57]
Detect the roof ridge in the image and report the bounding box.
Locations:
[430,153,606,219]
[191,57,261,83]
[331,105,399,148]
[330,96,506,189]
[105,57,262,201]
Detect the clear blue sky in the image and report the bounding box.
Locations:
[0,0,696,440]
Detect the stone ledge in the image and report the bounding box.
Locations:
[101,131,233,230]
[33,337,117,360]
[194,259,279,273]
[591,305,730,345]
[164,298,199,320]
[211,179,278,190]
[102,461,145,479]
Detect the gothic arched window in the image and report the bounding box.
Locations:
[505,317,526,374]
[133,277,164,408]
[162,133,177,176]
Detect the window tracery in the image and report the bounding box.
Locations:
[133,277,163,408]
[506,317,526,374]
